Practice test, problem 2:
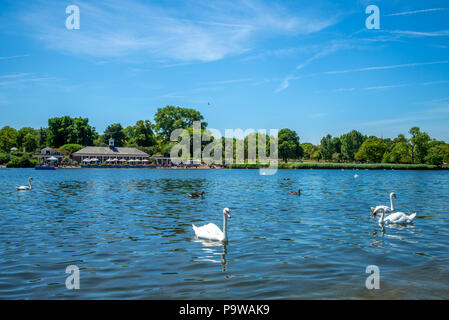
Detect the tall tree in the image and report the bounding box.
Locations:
[22,133,38,152]
[300,143,314,160]
[340,130,366,161]
[320,134,334,160]
[355,137,387,163]
[382,134,411,163]
[17,127,37,150]
[37,127,49,149]
[278,128,302,163]
[409,127,430,164]
[48,116,96,147]
[154,105,207,141]
[103,123,126,147]
[128,120,156,147]
[0,126,18,152]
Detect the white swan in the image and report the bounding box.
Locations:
[192,208,231,242]
[16,177,33,191]
[370,192,397,215]
[372,207,416,225]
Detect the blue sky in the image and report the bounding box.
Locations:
[0,0,448,144]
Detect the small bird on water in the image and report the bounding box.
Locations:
[187,191,205,198]
[289,187,301,196]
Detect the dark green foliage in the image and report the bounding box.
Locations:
[0,153,11,164]
[154,105,207,141]
[278,128,303,163]
[340,130,366,161]
[6,153,38,168]
[103,123,126,147]
[48,116,96,147]
[60,144,84,154]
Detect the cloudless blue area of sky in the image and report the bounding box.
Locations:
[0,0,448,143]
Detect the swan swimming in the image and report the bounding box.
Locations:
[16,177,33,191]
[371,207,416,225]
[192,208,231,242]
[370,192,397,215]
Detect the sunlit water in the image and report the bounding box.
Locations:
[0,168,448,299]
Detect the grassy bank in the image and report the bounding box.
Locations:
[228,162,443,170]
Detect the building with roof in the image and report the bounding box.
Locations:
[72,138,150,165]
[32,147,64,164]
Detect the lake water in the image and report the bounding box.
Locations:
[1,168,448,299]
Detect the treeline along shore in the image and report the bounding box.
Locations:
[0,105,448,169]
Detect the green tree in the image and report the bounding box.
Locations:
[103,123,127,147]
[340,130,366,161]
[60,144,84,154]
[355,137,387,163]
[0,126,18,152]
[22,133,38,152]
[68,117,96,146]
[425,145,449,165]
[127,120,156,147]
[0,153,11,164]
[17,127,37,150]
[154,105,207,141]
[320,134,334,160]
[310,147,321,161]
[332,137,341,154]
[409,127,430,164]
[278,128,303,163]
[37,127,49,149]
[48,116,96,147]
[300,143,314,160]
[382,134,411,163]
[6,153,37,168]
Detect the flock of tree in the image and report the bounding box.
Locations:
[312,127,449,165]
[0,105,448,166]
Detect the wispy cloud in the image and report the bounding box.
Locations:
[206,78,255,85]
[385,8,448,16]
[364,84,409,90]
[0,54,30,60]
[296,44,345,70]
[275,75,297,93]
[276,41,352,92]
[21,0,337,63]
[388,30,449,37]
[324,60,449,75]
[0,73,56,88]
[331,87,355,93]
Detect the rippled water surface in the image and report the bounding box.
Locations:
[1,168,449,299]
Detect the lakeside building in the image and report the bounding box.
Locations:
[72,138,150,165]
[32,147,64,164]
[153,153,172,167]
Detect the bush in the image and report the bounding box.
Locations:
[0,153,11,165]
[60,144,84,154]
[6,154,38,168]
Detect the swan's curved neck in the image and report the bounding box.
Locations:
[390,194,395,211]
[222,214,228,241]
[378,211,385,225]
[29,180,32,190]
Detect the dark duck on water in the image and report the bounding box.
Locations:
[187,191,205,198]
[289,187,300,196]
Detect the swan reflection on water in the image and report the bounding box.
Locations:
[192,238,228,272]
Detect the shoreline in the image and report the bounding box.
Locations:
[1,165,447,170]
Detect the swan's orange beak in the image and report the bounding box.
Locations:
[227,213,231,218]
